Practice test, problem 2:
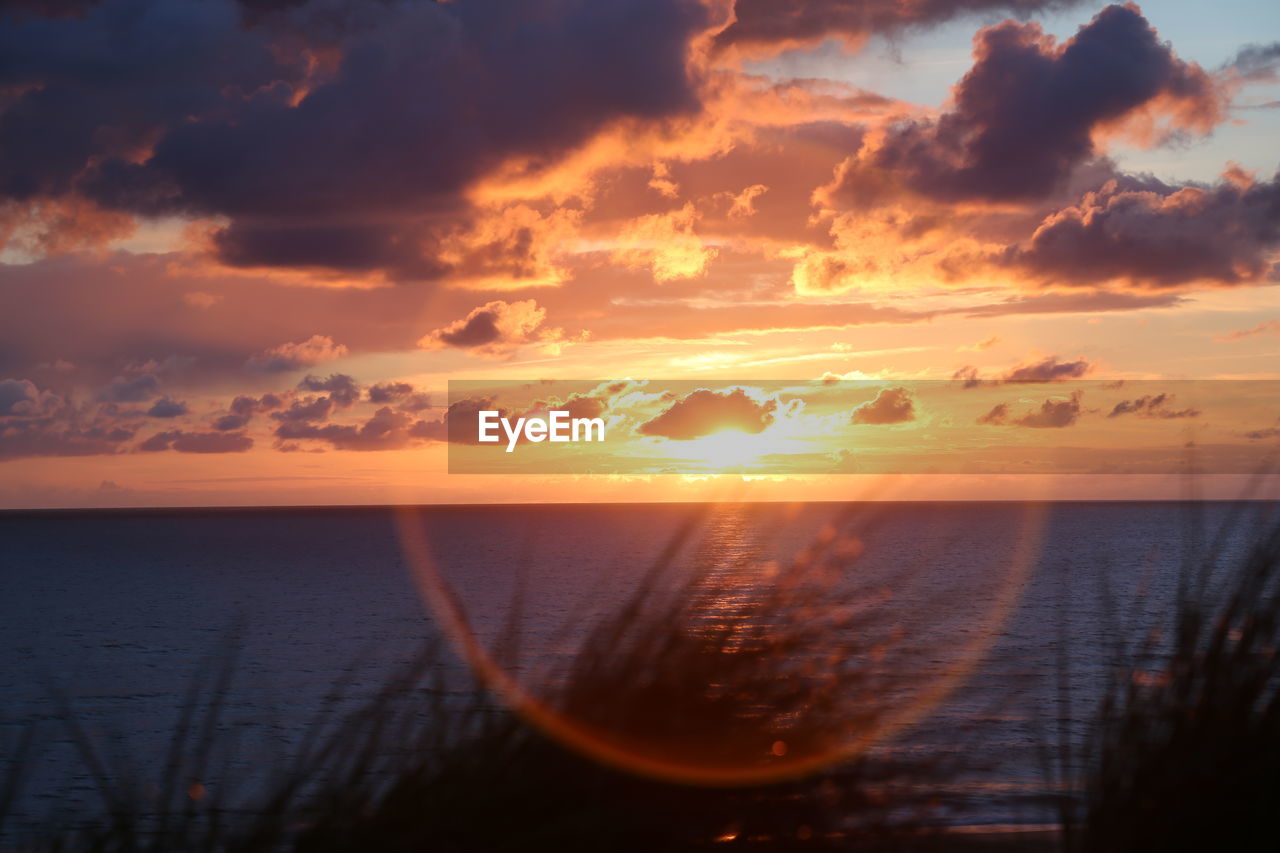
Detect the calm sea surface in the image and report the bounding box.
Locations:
[1,501,1274,832]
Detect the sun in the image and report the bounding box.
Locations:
[662,429,778,471]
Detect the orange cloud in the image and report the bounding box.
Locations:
[638,387,777,439]
[247,335,349,373]
[417,299,570,358]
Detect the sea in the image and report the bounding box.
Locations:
[1,501,1274,836]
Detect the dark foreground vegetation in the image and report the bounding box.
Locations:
[2,501,1279,852]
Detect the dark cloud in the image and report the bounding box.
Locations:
[850,386,915,424]
[138,429,253,453]
[212,413,250,431]
[1108,393,1200,419]
[715,0,1072,52]
[978,390,1083,427]
[418,300,554,357]
[212,391,284,429]
[230,393,283,416]
[95,373,160,402]
[272,396,334,423]
[422,396,505,446]
[0,377,61,417]
[638,388,777,440]
[145,397,189,418]
[274,405,426,451]
[954,355,1093,387]
[297,373,360,407]
[2,0,714,276]
[1002,172,1280,289]
[1225,42,1280,82]
[831,5,1219,205]
[0,423,135,459]
[0,375,139,458]
[368,381,413,404]
[1003,355,1092,382]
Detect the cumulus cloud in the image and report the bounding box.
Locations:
[638,388,777,440]
[246,334,348,373]
[297,373,360,407]
[95,373,161,403]
[0,376,139,459]
[272,396,335,424]
[418,300,557,358]
[610,203,718,281]
[0,0,715,277]
[0,424,135,460]
[955,355,1093,387]
[368,382,414,404]
[1003,355,1093,382]
[145,397,189,418]
[850,386,915,424]
[1107,393,1199,419]
[831,5,1221,206]
[212,392,285,430]
[1003,172,1280,289]
[274,406,427,451]
[978,391,1084,427]
[0,378,62,417]
[138,429,253,453]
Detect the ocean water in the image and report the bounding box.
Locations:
[0,501,1273,833]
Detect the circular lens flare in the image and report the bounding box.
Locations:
[394,497,1047,786]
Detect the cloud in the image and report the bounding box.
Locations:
[368,382,415,404]
[637,388,777,440]
[1,0,716,277]
[1002,171,1280,289]
[954,354,1093,387]
[421,396,506,446]
[212,392,285,430]
[829,5,1221,205]
[978,391,1084,427]
[246,334,348,373]
[714,0,1071,54]
[1224,42,1280,83]
[274,406,428,451]
[0,376,140,459]
[418,300,556,358]
[145,397,189,418]
[272,396,335,424]
[1107,393,1199,419]
[958,335,1001,352]
[95,373,161,402]
[1003,355,1093,382]
[0,423,136,460]
[1244,425,1280,440]
[610,203,717,281]
[138,429,253,453]
[0,378,62,417]
[1216,319,1280,342]
[850,386,915,424]
[183,291,222,309]
[297,373,360,407]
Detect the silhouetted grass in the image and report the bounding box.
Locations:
[1057,500,1280,852]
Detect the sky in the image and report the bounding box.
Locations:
[1,0,1278,508]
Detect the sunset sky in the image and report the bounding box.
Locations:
[2,0,1278,507]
